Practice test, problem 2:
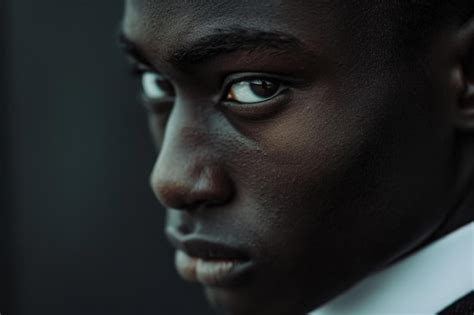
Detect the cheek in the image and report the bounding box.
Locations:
[218,80,444,267]
[216,91,381,251]
[232,79,452,292]
[234,88,378,209]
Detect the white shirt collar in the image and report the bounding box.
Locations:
[310,222,474,315]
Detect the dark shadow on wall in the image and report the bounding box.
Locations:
[5,1,211,314]
[1,0,14,313]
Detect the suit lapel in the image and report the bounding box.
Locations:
[438,291,474,315]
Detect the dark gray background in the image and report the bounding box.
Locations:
[3,1,211,314]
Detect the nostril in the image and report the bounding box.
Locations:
[177,222,192,234]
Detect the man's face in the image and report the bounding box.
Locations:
[122,1,458,314]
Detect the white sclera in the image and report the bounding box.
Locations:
[229,81,272,104]
[142,72,166,99]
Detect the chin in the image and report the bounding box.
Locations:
[203,286,309,315]
[204,287,264,315]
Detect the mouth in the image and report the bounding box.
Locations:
[166,228,255,287]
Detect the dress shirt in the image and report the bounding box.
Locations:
[310,222,474,315]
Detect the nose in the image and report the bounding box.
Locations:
[149,108,234,211]
[151,159,233,210]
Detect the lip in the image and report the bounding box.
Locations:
[166,227,255,287]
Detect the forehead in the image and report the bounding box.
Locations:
[122,0,376,54]
[124,0,338,29]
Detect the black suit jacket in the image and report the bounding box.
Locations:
[438,291,474,315]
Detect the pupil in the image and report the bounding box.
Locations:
[249,80,278,98]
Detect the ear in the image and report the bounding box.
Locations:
[455,16,474,130]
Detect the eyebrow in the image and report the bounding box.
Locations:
[118,27,306,68]
[170,27,305,66]
[118,32,152,67]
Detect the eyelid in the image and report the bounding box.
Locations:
[216,73,297,120]
[228,81,288,105]
[222,72,297,89]
[140,91,174,113]
[137,70,175,114]
[126,56,164,79]
[220,90,292,120]
[220,72,305,100]
[125,54,149,73]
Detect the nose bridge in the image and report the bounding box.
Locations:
[150,104,232,210]
[157,100,209,175]
[154,126,208,188]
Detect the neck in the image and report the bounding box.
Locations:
[431,135,474,241]
[434,183,474,238]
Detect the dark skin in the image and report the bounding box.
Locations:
[121,1,474,314]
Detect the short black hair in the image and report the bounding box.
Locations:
[382,0,474,57]
[403,0,474,30]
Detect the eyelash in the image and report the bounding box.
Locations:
[221,76,288,104]
[130,66,174,112]
[132,64,291,115]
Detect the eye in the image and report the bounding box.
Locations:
[141,71,174,101]
[225,79,286,104]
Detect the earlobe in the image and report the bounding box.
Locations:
[456,75,474,130]
[455,17,474,130]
